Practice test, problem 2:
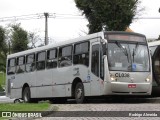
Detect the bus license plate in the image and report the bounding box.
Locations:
[128,84,136,88]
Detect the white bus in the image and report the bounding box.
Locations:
[6,31,152,103]
[149,41,160,87]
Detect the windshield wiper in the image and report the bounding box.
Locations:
[115,41,129,62]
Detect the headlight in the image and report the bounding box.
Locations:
[110,74,117,81]
[145,74,151,82]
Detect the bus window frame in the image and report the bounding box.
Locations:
[25,53,36,73]
[58,45,73,68]
[36,51,46,71]
[7,58,16,75]
[73,41,90,67]
[46,48,58,69]
[16,56,25,74]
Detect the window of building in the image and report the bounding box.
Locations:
[16,56,25,73]
[73,42,89,66]
[26,54,35,72]
[7,58,16,75]
[59,45,72,67]
[36,51,46,70]
[47,49,57,69]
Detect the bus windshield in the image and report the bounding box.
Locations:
[107,36,150,72]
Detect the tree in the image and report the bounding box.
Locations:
[28,31,43,49]
[11,24,28,53]
[74,0,142,34]
[0,26,8,72]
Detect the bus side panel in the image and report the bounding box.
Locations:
[83,83,90,96]
[35,70,53,98]
[25,72,36,98]
[10,88,22,99]
[55,67,73,97]
[65,84,71,97]
[14,74,27,98]
[6,76,11,97]
[7,74,22,99]
[52,85,66,97]
[72,65,91,96]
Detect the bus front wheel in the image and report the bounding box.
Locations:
[23,87,31,103]
[75,82,85,103]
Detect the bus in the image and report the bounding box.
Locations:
[149,41,160,87]
[6,31,152,103]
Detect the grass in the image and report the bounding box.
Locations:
[0,103,51,120]
[0,73,5,92]
[0,85,3,92]
[0,102,50,111]
[0,73,5,86]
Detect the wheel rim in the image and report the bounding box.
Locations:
[76,88,82,99]
[14,99,20,103]
[24,89,29,102]
[24,92,28,102]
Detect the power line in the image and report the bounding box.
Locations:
[134,17,160,19]
[0,13,84,23]
[0,13,44,22]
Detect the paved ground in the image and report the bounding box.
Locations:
[1,96,160,119]
[36,98,160,120]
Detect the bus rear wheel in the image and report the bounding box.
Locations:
[23,87,31,103]
[75,82,85,103]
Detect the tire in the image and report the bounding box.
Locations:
[14,99,21,103]
[22,87,31,103]
[75,82,85,103]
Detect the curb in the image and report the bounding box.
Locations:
[41,105,59,117]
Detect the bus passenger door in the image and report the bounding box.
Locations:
[90,42,104,96]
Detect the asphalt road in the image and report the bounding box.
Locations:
[0,96,15,103]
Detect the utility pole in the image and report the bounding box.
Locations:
[44,12,49,45]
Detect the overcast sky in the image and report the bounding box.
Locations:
[0,0,160,44]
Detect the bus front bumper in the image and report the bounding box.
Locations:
[110,82,152,95]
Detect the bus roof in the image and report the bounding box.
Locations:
[7,31,104,58]
[105,31,146,37]
[7,31,146,59]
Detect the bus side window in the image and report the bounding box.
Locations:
[7,58,16,75]
[47,49,57,69]
[16,56,25,74]
[73,42,89,67]
[59,45,72,67]
[26,54,35,72]
[36,51,46,70]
